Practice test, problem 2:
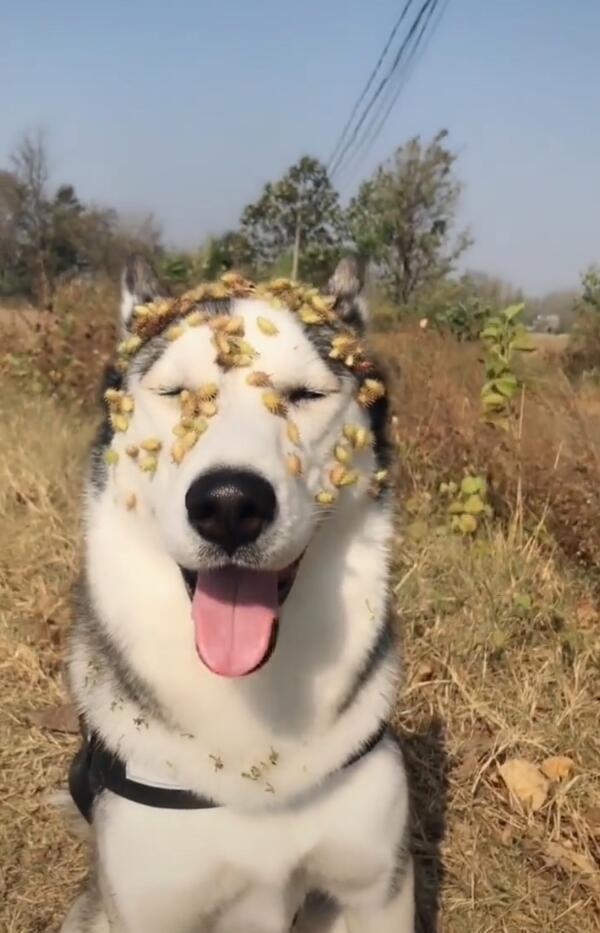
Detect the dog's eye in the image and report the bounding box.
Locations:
[156,387,183,398]
[286,387,327,405]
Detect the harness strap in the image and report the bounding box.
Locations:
[69,722,388,824]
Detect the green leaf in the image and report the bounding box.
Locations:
[463,494,485,514]
[480,325,500,340]
[482,378,509,396]
[458,513,477,534]
[481,390,508,409]
[513,593,532,611]
[511,333,535,352]
[485,358,509,378]
[502,303,525,321]
[494,374,519,398]
[433,524,450,537]
[461,475,483,495]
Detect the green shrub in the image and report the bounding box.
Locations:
[565,266,600,379]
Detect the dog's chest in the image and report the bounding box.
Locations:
[93,749,405,932]
[96,795,292,929]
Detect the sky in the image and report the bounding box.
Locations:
[2,0,599,296]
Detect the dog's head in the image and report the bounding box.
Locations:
[93,256,390,678]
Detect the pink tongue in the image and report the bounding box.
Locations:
[192,567,278,677]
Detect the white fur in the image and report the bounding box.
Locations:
[62,296,414,932]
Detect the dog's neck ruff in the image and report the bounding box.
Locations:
[69,722,388,823]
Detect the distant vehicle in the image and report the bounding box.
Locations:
[532,313,561,334]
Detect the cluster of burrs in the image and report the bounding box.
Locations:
[313,423,388,505]
[116,272,336,368]
[104,272,390,509]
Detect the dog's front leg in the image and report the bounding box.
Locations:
[60,887,112,933]
[292,895,349,933]
[213,885,293,933]
[343,857,415,933]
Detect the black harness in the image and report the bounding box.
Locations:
[69,722,388,823]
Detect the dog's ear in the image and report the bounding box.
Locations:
[120,254,163,330]
[325,256,369,332]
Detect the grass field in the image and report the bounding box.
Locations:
[0,298,599,932]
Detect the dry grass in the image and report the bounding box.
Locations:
[1,316,599,931]
[0,279,118,404]
[530,332,570,358]
[394,529,600,931]
[0,382,93,931]
[372,326,600,579]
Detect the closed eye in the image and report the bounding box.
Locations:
[156,387,183,398]
[285,387,331,405]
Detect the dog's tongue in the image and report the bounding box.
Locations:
[192,567,278,677]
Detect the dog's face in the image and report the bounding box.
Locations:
[93,258,389,677]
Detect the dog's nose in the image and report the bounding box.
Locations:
[185,469,276,554]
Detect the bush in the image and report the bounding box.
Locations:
[0,277,117,403]
[371,322,600,579]
[367,273,521,340]
[565,266,600,379]
[431,298,490,342]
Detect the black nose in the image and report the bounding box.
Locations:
[185,469,276,555]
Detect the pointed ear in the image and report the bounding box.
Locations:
[120,254,163,329]
[326,256,369,331]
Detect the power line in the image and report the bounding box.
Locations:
[338,0,448,190]
[329,0,438,181]
[327,1,416,172]
[330,0,447,184]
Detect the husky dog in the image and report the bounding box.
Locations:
[60,256,414,933]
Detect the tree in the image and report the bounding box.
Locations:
[48,183,86,277]
[565,266,600,377]
[159,232,254,292]
[195,231,254,280]
[50,204,163,287]
[11,131,53,307]
[462,271,524,311]
[0,130,166,302]
[347,130,471,306]
[575,267,600,316]
[240,156,345,283]
[0,170,26,295]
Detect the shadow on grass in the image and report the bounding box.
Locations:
[400,718,448,933]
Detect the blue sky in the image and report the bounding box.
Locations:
[2,0,599,295]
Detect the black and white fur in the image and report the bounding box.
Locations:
[60,257,414,932]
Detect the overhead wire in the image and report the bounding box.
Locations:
[338,0,449,190]
[327,0,417,172]
[327,0,450,187]
[329,0,439,181]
